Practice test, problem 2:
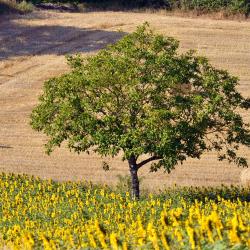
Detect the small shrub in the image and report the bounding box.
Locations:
[76,2,87,12]
[116,174,145,194]
[17,1,34,13]
[116,174,132,193]
[0,0,33,15]
[0,0,19,14]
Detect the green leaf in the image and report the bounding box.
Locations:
[30,23,250,174]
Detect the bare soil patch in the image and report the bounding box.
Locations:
[0,10,249,190]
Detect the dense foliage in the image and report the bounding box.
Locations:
[31,23,250,199]
[0,173,249,249]
[29,0,250,16]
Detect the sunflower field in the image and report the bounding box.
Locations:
[0,173,249,249]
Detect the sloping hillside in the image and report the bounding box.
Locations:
[0,10,249,190]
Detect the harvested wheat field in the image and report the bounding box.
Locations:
[0,10,250,190]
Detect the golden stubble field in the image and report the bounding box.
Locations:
[0,10,250,190]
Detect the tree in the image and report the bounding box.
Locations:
[31,23,250,199]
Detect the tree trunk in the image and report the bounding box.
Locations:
[128,156,140,200]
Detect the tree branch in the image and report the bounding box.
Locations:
[137,156,161,169]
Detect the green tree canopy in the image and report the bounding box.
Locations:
[31,23,250,199]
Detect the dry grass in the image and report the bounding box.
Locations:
[240,169,250,186]
[0,10,249,190]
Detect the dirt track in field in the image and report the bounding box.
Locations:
[0,10,250,190]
